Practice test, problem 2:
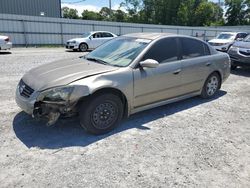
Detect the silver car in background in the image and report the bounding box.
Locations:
[228,34,250,70]
[16,33,230,135]
[65,31,117,52]
[208,32,248,52]
[0,35,12,50]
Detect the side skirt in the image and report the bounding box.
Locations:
[130,91,201,115]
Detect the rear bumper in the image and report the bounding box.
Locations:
[0,42,12,50]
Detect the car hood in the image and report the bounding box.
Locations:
[67,38,87,42]
[208,39,233,43]
[22,58,118,91]
[233,41,250,49]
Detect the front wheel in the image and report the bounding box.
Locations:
[79,94,124,135]
[201,72,221,99]
[79,43,88,52]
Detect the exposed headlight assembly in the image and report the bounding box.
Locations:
[38,86,90,103]
[41,86,74,102]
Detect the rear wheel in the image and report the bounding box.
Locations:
[79,93,124,135]
[201,72,221,99]
[79,43,88,52]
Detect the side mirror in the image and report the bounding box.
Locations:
[140,59,159,68]
[89,36,93,40]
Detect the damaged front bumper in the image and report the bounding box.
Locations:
[15,88,79,125]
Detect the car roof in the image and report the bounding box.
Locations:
[219,32,247,35]
[90,31,113,34]
[123,32,177,40]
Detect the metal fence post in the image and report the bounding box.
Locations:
[21,20,28,47]
[60,22,63,46]
[119,25,121,36]
[204,30,206,41]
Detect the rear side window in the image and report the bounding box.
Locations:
[102,32,113,38]
[142,38,179,64]
[180,38,209,59]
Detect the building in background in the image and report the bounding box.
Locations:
[0,0,61,18]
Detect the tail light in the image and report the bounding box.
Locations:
[4,37,9,42]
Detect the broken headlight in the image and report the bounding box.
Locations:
[40,86,75,102]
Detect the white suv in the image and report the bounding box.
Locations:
[208,32,248,52]
[0,35,12,50]
[66,31,117,52]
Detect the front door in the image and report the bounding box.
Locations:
[133,37,182,108]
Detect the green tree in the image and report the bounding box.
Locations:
[225,0,250,25]
[99,7,113,20]
[62,7,79,19]
[81,10,102,20]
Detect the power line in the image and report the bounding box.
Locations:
[61,0,86,4]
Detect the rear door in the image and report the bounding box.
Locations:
[133,37,182,108]
[178,37,212,95]
[100,32,115,45]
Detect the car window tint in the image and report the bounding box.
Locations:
[142,38,178,64]
[181,38,206,59]
[204,43,210,55]
[102,32,113,37]
[93,33,101,38]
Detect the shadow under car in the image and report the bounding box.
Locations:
[13,91,227,149]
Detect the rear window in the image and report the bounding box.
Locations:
[180,38,210,59]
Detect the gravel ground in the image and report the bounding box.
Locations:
[0,48,249,188]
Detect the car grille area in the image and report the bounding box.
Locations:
[239,51,250,56]
[19,80,34,98]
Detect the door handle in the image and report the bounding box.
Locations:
[173,69,181,75]
[206,62,211,66]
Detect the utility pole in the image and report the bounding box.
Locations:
[109,0,111,10]
[109,0,112,18]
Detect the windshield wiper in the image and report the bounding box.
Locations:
[86,57,109,65]
[86,57,122,67]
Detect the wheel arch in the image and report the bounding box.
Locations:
[77,87,128,118]
[79,42,89,49]
[212,70,222,89]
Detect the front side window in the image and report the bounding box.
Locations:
[85,37,150,67]
[180,38,208,59]
[243,35,250,42]
[142,38,179,64]
[93,33,102,38]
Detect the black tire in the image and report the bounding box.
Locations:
[79,93,124,135]
[201,72,221,99]
[231,64,237,70]
[79,43,88,52]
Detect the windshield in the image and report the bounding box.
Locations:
[243,35,250,42]
[85,37,151,67]
[216,33,235,40]
[82,32,91,38]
